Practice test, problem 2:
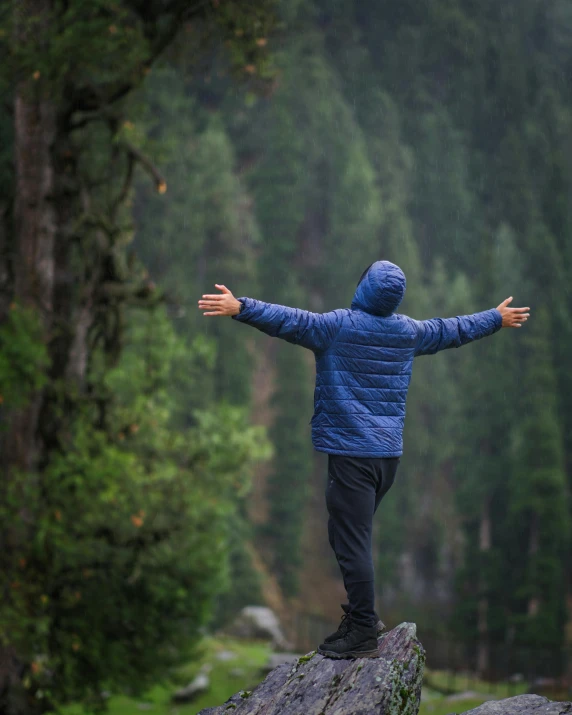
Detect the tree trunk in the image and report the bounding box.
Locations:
[0,4,56,712]
[0,198,10,318]
[527,511,540,617]
[2,0,56,475]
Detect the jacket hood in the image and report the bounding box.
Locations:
[350,260,406,316]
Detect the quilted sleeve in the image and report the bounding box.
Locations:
[413,308,503,357]
[231,297,343,353]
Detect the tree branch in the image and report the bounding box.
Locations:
[122,140,167,194]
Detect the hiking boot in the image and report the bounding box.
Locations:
[322,603,386,644]
[318,619,380,659]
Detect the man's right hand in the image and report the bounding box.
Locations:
[496,297,530,328]
[198,284,242,317]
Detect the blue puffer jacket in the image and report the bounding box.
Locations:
[232,260,502,457]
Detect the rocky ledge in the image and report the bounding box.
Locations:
[197,621,426,715]
[449,693,572,714]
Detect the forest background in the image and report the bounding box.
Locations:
[1,0,571,713]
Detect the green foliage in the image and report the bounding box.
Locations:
[130,62,261,408]
[1,0,279,712]
[211,0,278,81]
[126,63,271,619]
[260,342,313,595]
[0,0,277,100]
[0,305,271,712]
[0,302,50,410]
[210,512,265,628]
[506,307,570,649]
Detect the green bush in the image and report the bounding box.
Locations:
[0,306,271,713]
[0,302,49,410]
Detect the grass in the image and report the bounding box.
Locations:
[418,666,539,714]
[423,667,528,700]
[54,637,272,715]
[419,693,491,715]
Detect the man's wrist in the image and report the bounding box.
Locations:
[232,297,249,320]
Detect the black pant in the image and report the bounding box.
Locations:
[326,453,400,628]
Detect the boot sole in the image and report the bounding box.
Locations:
[317,645,380,659]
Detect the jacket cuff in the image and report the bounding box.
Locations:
[231,296,256,321]
[492,308,503,331]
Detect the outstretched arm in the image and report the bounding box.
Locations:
[198,284,342,352]
[414,297,530,357]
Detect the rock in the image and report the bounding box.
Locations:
[229,668,246,678]
[452,693,572,714]
[444,690,494,702]
[171,672,210,703]
[197,621,425,715]
[224,606,292,650]
[216,649,237,661]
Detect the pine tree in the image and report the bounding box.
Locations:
[506,304,570,652]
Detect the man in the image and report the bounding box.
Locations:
[198,260,530,659]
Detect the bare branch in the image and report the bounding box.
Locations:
[112,151,135,217]
[122,140,167,194]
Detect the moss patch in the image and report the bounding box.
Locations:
[297,651,316,665]
[387,642,426,715]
